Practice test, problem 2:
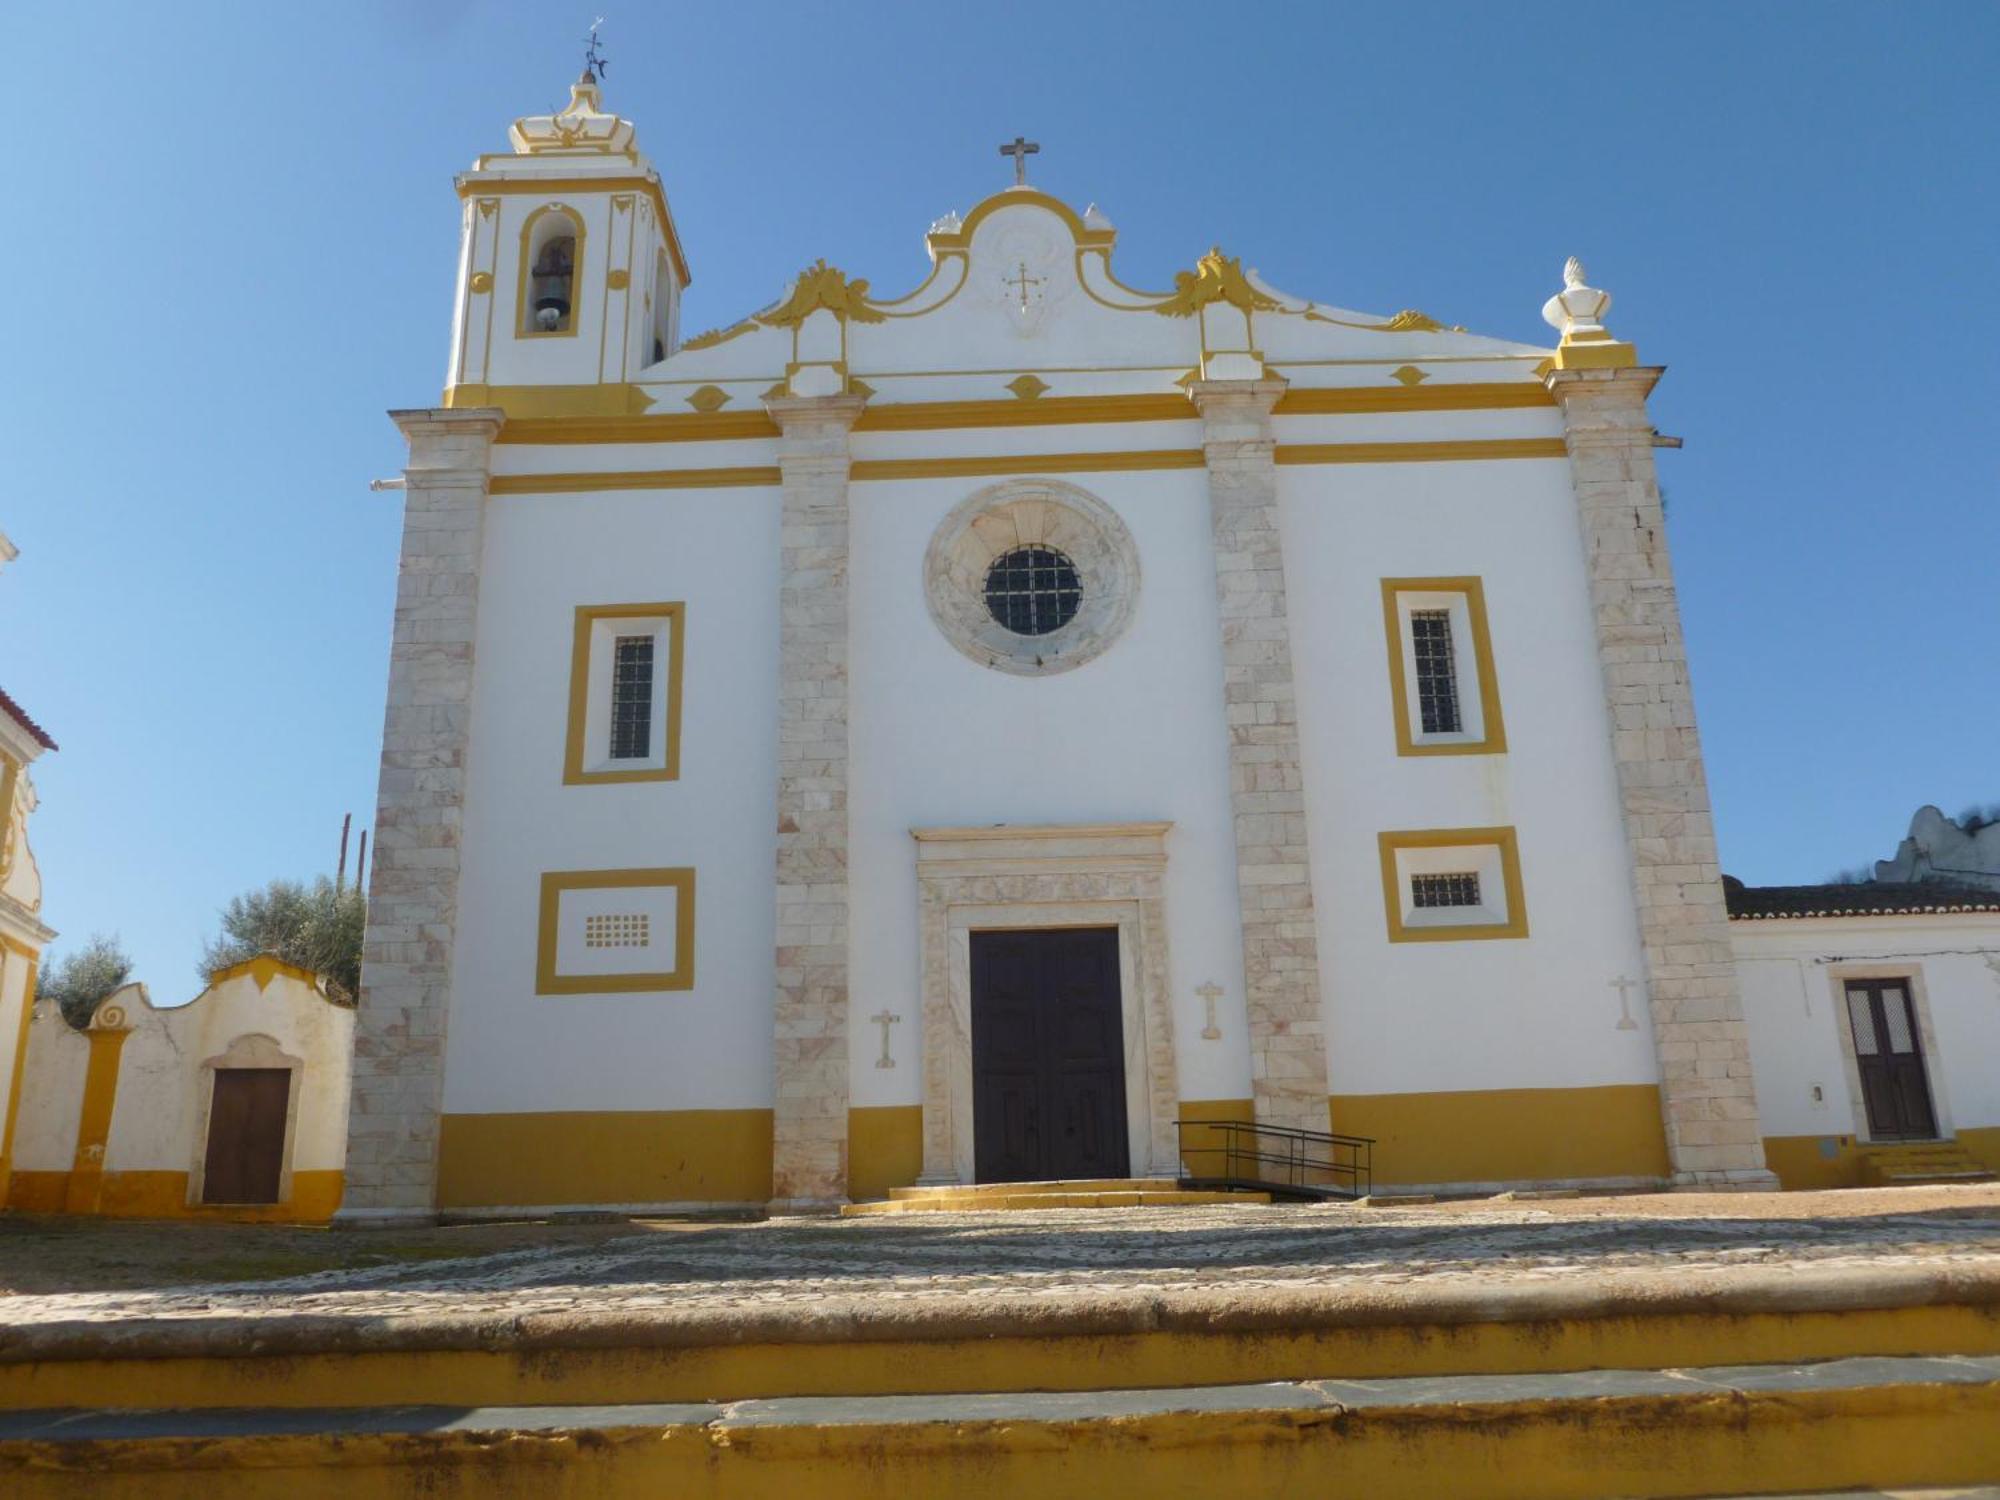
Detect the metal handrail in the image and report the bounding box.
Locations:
[1174,1119,1374,1200]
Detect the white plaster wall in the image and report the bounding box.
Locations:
[848,466,1251,1108]
[1733,914,2000,1139]
[1283,456,1659,1097]
[444,485,781,1114]
[104,972,355,1177]
[9,1002,87,1173]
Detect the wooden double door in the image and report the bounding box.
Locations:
[201,1067,291,1205]
[1844,979,1937,1141]
[971,928,1130,1184]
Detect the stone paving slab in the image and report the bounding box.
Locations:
[4,1200,2000,1358]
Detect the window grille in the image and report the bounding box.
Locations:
[584,913,651,949]
[1410,609,1463,734]
[609,634,654,760]
[983,546,1082,637]
[1412,871,1481,909]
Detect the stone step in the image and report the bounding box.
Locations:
[5,1356,1995,1498]
[888,1177,1179,1200]
[843,1188,1268,1216]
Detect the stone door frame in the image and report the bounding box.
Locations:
[189,1032,305,1208]
[913,823,1180,1185]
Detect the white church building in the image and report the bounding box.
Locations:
[335,74,1998,1221]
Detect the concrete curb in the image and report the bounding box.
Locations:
[4,1258,1999,1365]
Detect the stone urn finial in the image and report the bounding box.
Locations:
[1543,256,1614,342]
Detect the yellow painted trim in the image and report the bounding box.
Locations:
[487,437,1571,496]
[850,449,1206,482]
[459,174,690,287]
[1376,825,1529,943]
[1276,437,1569,465]
[6,1168,344,1223]
[437,1108,771,1208]
[561,603,685,785]
[500,407,781,444]
[0,932,41,960]
[1380,576,1507,757]
[63,1027,129,1214]
[535,868,696,994]
[0,952,38,1193]
[1330,1084,1670,1184]
[444,382,656,418]
[1273,381,1555,414]
[205,954,321,992]
[856,393,1195,432]
[472,382,1554,439]
[848,1104,923,1202]
[1552,336,1639,369]
[514,203,586,340]
[926,188,1116,254]
[490,467,781,495]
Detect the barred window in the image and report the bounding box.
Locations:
[1410,609,1462,734]
[609,635,654,760]
[584,913,651,949]
[1412,872,1481,909]
[983,546,1082,637]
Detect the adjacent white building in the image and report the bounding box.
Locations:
[335,74,1993,1221]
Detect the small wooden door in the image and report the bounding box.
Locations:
[1845,980,1937,1141]
[202,1068,292,1205]
[971,928,1129,1184]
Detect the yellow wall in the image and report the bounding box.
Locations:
[436,1109,773,1209]
[1329,1084,1672,1186]
[847,1105,922,1202]
[4,1169,344,1222]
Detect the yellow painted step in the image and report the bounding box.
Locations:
[7,1356,1997,1499]
[842,1189,1269,1217]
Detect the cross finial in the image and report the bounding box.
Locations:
[582,17,608,83]
[999,135,1040,187]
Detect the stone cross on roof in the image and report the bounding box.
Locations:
[999,135,1040,187]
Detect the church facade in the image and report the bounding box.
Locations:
[340,76,1783,1220]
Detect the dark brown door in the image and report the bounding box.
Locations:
[971,928,1129,1184]
[202,1068,291,1205]
[1845,980,1937,1141]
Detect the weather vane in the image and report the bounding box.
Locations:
[583,17,608,82]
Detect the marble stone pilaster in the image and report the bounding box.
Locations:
[1545,366,1777,1190]
[766,393,866,1211]
[337,407,503,1223]
[1190,379,1332,1139]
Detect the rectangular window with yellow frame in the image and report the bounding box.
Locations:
[1380,577,1505,756]
[563,603,685,785]
[1377,826,1528,942]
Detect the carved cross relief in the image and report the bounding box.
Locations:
[1196,981,1224,1041]
[870,1009,901,1069]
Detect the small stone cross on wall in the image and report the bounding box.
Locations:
[870,1009,902,1069]
[1197,982,1224,1041]
[1610,975,1641,1032]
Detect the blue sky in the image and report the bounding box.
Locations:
[4,3,1995,992]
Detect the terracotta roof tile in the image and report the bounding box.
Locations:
[1724,876,2000,920]
[0,686,55,752]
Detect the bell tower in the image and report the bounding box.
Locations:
[443,71,691,414]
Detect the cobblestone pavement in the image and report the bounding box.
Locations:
[6,1193,2000,1331]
